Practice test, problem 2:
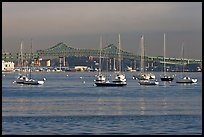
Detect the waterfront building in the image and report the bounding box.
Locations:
[2,60,15,72]
[74,66,89,71]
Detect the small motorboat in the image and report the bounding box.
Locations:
[176,76,197,83]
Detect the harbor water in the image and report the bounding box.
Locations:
[2,72,202,135]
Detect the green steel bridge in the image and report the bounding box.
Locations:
[2,42,202,65]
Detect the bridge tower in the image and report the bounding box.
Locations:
[59,56,63,70]
[113,58,116,71]
[109,58,112,71]
[63,56,66,67]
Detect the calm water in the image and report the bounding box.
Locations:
[2,72,202,135]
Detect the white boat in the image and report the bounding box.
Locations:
[136,72,155,80]
[112,34,127,83]
[127,66,136,72]
[95,35,106,82]
[137,35,158,85]
[95,74,106,82]
[112,73,127,82]
[13,41,29,84]
[14,72,45,85]
[176,76,197,83]
[176,43,197,84]
[95,80,127,87]
[160,33,174,81]
[95,34,127,87]
[139,79,159,85]
[15,75,29,84]
[13,39,46,85]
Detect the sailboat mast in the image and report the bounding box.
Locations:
[181,42,184,73]
[118,34,121,73]
[20,41,23,69]
[29,39,33,79]
[113,58,116,71]
[99,35,102,75]
[163,33,166,75]
[140,35,145,73]
[106,57,109,79]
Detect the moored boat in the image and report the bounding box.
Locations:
[137,35,159,86]
[95,34,127,87]
[161,75,174,81]
[176,43,197,84]
[13,39,46,85]
[176,76,197,83]
[95,35,106,82]
[160,33,174,81]
[95,81,127,87]
[138,79,159,85]
[111,34,127,84]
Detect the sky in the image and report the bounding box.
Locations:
[2,2,202,59]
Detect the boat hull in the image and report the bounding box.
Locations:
[176,79,197,83]
[138,80,159,85]
[176,77,197,83]
[15,81,26,84]
[14,79,44,85]
[23,81,41,85]
[161,77,174,81]
[24,80,44,85]
[95,82,127,87]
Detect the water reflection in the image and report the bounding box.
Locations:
[96,97,123,116]
[162,96,167,115]
[138,97,145,115]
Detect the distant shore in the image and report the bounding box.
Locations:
[2,70,202,73]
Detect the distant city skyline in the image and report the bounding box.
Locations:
[2,2,202,59]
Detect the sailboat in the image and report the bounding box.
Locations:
[160,33,174,81]
[137,35,159,85]
[95,35,106,82]
[14,41,30,84]
[95,34,127,87]
[13,39,46,85]
[112,34,127,83]
[134,35,155,81]
[176,43,197,83]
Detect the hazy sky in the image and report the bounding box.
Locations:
[2,2,202,59]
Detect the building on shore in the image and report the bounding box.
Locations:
[74,66,88,71]
[2,60,15,72]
